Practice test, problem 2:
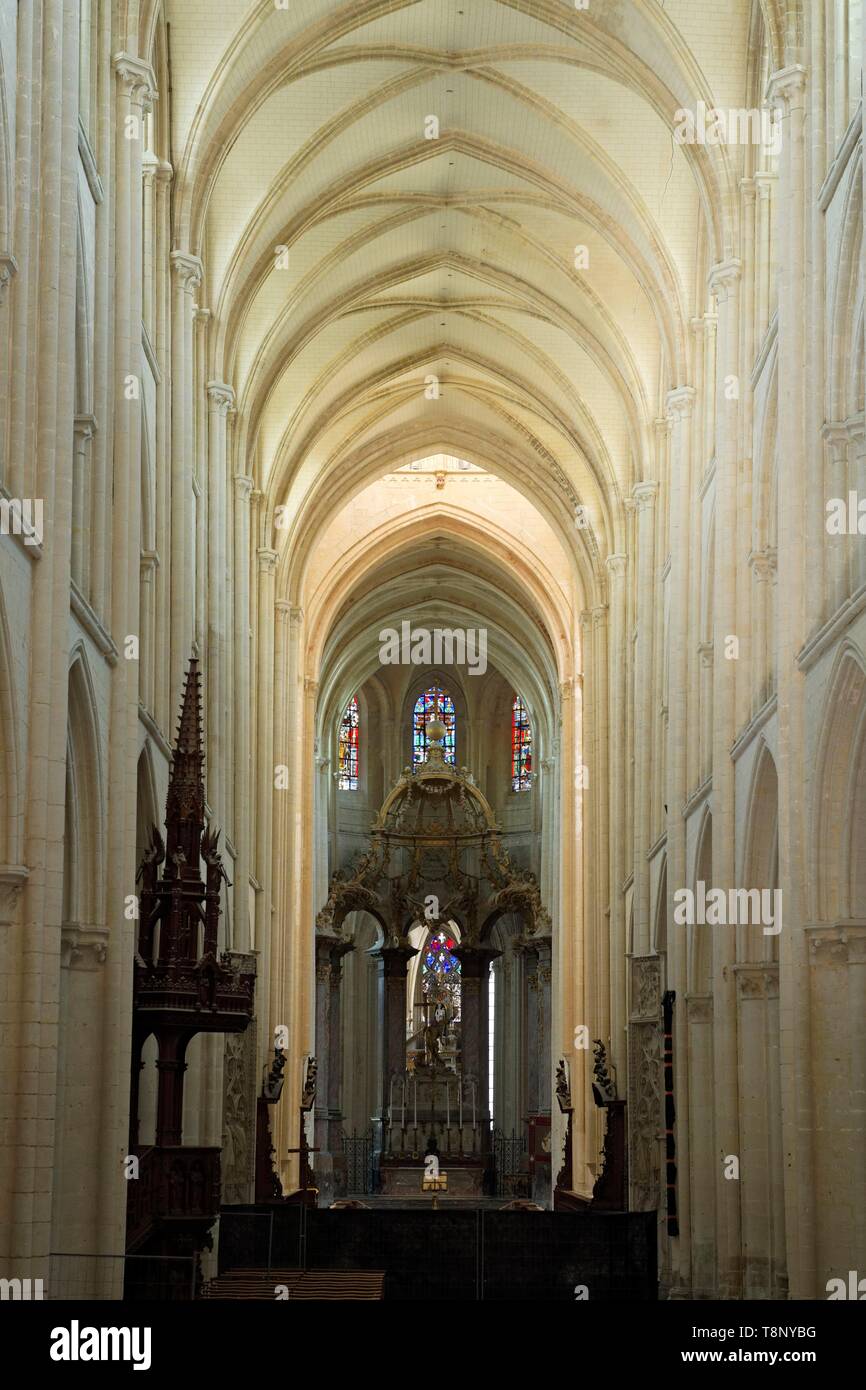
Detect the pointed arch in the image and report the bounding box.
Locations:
[739,740,780,963]
[136,741,160,872]
[65,647,105,930]
[813,642,866,922]
[690,807,713,994]
[337,694,360,791]
[653,856,668,957]
[829,147,864,423]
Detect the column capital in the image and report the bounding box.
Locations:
[748,546,777,580]
[767,64,807,113]
[754,170,777,198]
[0,252,18,304]
[207,380,236,413]
[170,250,204,292]
[233,473,254,501]
[697,639,714,668]
[275,599,293,624]
[258,547,278,574]
[194,305,211,327]
[73,412,98,441]
[0,865,29,925]
[666,385,696,418]
[113,52,157,110]
[653,414,672,435]
[708,258,743,298]
[605,552,627,578]
[632,480,659,509]
[591,603,607,628]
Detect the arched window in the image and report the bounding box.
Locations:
[511,694,532,790]
[413,686,456,766]
[338,696,359,790]
[422,928,461,1022]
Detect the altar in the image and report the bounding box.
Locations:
[312,701,552,1206]
[379,1064,487,1197]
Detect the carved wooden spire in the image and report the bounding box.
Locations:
[165,658,205,878]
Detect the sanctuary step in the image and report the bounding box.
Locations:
[343,1194,518,1210]
[201,1267,385,1300]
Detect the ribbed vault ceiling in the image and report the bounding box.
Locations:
[162,0,774,593]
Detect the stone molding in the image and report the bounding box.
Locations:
[61,922,109,970]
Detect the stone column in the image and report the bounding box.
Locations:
[454,944,501,1140]
[605,555,627,1076]
[708,256,743,1300]
[372,944,417,1142]
[748,548,776,713]
[664,385,696,1295]
[685,993,715,1296]
[768,62,815,1299]
[821,425,850,616]
[169,251,203,708]
[96,49,155,1274]
[632,482,658,959]
[71,413,96,596]
[525,935,552,1204]
[754,174,775,336]
[140,550,158,715]
[153,160,173,731]
[5,1,81,1283]
[232,474,254,950]
[206,381,235,828]
[534,936,552,1119]
[313,934,353,1203]
[255,547,278,953]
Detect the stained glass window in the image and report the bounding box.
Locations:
[338,695,359,790]
[422,929,461,1021]
[511,694,532,790]
[413,686,456,766]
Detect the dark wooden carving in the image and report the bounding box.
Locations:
[662,989,678,1236]
[126,659,255,1296]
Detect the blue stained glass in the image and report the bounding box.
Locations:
[413,686,456,766]
[511,694,532,791]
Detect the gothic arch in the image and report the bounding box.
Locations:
[400,669,469,770]
[135,742,159,873]
[739,740,780,963]
[753,354,779,553]
[689,807,713,994]
[65,648,105,931]
[828,148,864,423]
[653,857,668,957]
[813,642,866,922]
